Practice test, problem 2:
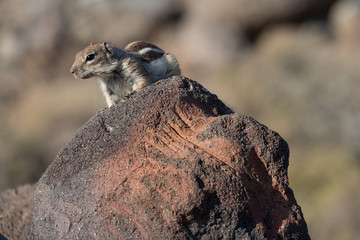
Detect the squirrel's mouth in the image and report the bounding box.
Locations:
[72,71,93,79]
[70,65,93,79]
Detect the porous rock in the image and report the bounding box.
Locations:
[24,76,310,239]
[0,184,35,240]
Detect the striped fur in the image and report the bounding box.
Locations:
[70,41,181,107]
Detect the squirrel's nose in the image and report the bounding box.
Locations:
[70,65,76,74]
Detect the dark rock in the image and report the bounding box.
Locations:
[0,184,35,240]
[24,76,310,239]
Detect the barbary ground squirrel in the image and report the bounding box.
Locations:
[70,41,181,107]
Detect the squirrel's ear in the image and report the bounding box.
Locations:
[103,42,114,56]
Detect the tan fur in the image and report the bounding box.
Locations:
[124,41,162,52]
[70,41,181,107]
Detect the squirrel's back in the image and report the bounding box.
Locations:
[125,41,181,82]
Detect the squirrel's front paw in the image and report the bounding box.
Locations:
[124,91,137,100]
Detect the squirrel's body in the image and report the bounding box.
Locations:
[70,41,181,107]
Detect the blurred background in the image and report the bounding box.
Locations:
[0,0,359,239]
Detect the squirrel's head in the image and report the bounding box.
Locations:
[70,42,122,79]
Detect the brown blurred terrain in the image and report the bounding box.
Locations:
[0,0,359,239]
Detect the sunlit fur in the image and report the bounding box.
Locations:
[70,41,181,107]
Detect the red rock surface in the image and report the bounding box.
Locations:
[24,76,310,239]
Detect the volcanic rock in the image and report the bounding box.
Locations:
[0,184,35,240]
[24,76,310,239]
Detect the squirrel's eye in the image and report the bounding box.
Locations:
[86,53,96,62]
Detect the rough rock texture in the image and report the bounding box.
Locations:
[0,184,35,240]
[24,76,310,239]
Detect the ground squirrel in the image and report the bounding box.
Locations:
[70,41,181,107]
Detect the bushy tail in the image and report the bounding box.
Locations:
[146,53,181,82]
